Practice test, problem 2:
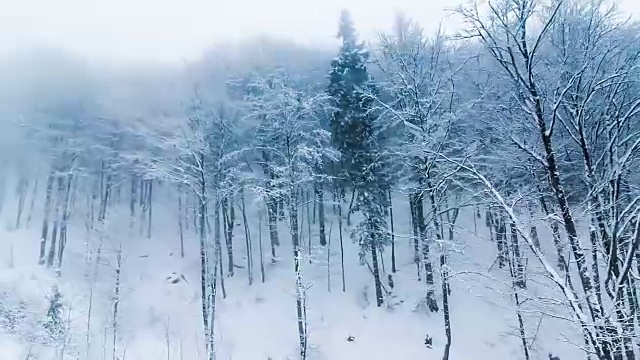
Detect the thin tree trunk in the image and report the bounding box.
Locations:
[527,203,540,249]
[39,170,56,264]
[415,191,438,312]
[214,202,227,298]
[139,180,147,236]
[57,173,73,270]
[370,230,384,307]
[389,189,396,273]
[510,222,526,289]
[410,195,421,280]
[306,190,312,263]
[315,182,326,246]
[346,188,356,226]
[288,187,307,359]
[15,178,28,229]
[27,178,39,228]
[112,244,122,360]
[147,180,153,239]
[537,187,566,272]
[267,200,279,262]
[338,200,346,292]
[46,176,64,268]
[495,214,507,269]
[240,188,253,285]
[222,196,234,277]
[441,252,451,360]
[177,187,185,258]
[258,209,266,283]
[327,220,333,292]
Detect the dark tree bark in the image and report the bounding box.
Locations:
[370,228,384,308]
[338,200,346,292]
[414,191,438,312]
[267,200,279,263]
[537,185,566,272]
[494,214,507,269]
[214,201,227,299]
[222,196,235,277]
[240,188,253,285]
[441,252,451,360]
[258,209,266,283]
[409,195,421,280]
[346,188,356,226]
[388,189,396,273]
[510,222,526,289]
[315,182,326,246]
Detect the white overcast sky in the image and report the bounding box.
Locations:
[1,0,639,62]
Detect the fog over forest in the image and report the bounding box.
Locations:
[1,1,640,360]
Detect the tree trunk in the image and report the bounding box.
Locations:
[526,203,540,249]
[494,214,507,269]
[535,94,613,359]
[26,178,38,228]
[222,196,235,277]
[57,173,73,270]
[112,245,122,360]
[346,188,356,226]
[258,209,266,283]
[177,186,185,258]
[537,186,566,272]
[370,228,384,308]
[440,252,451,360]
[46,176,64,268]
[147,179,153,239]
[15,178,28,229]
[338,201,346,292]
[214,202,227,299]
[415,191,438,312]
[389,189,396,273]
[267,199,279,262]
[288,187,307,359]
[510,222,526,289]
[196,160,215,360]
[409,195,422,280]
[240,188,253,285]
[39,170,56,264]
[315,182,326,246]
[306,190,312,262]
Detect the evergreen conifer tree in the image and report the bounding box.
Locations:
[328,9,389,307]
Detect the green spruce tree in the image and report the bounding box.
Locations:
[328,9,389,307]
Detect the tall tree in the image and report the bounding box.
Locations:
[328,9,390,307]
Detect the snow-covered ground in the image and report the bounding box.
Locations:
[0,182,585,360]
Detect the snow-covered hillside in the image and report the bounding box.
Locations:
[0,180,585,360]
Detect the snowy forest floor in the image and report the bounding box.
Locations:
[0,185,586,360]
